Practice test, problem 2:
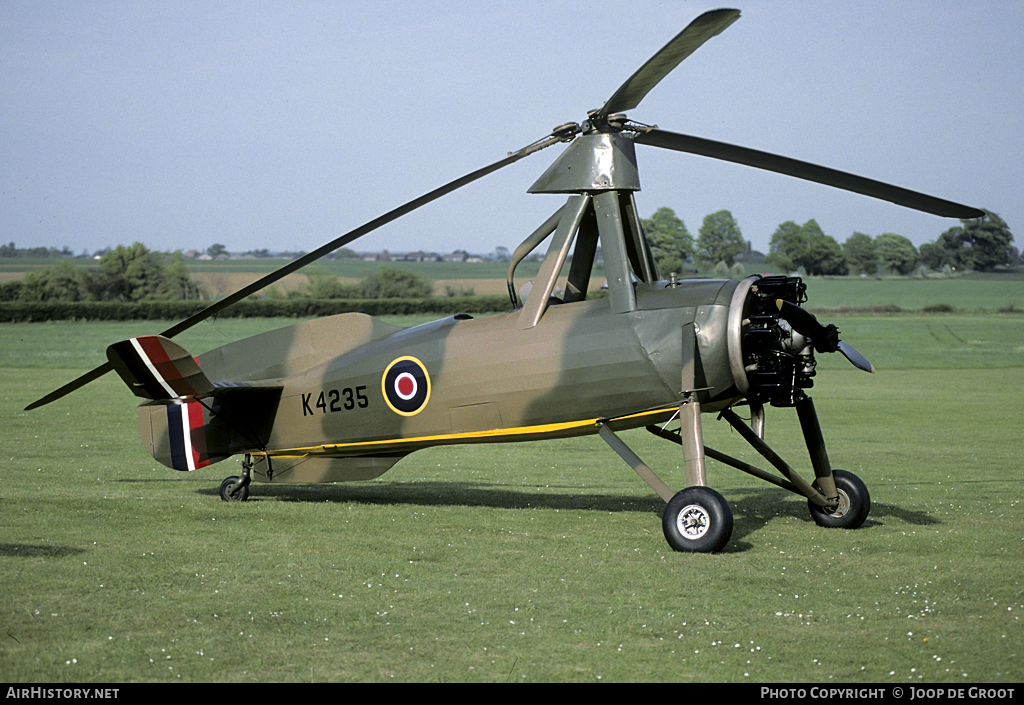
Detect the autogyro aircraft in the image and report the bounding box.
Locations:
[28,9,983,553]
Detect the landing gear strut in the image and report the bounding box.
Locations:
[601,391,870,554]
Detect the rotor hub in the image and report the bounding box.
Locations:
[528,131,642,194]
[581,110,630,134]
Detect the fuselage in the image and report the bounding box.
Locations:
[135,278,753,483]
[250,279,740,466]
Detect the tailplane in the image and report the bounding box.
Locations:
[107,336,282,471]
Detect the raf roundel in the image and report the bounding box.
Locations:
[382,356,431,416]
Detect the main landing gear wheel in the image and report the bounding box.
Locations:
[219,475,250,502]
[807,469,869,529]
[662,486,733,553]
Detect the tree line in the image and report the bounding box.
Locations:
[0,243,76,259]
[0,243,201,302]
[5,206,1017,305]
[0,243,440,304]
[641,207,1017,276]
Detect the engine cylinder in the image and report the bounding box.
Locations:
[728,275,818,407]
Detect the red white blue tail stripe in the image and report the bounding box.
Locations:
[165,399,211,471]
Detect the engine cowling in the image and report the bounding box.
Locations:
[728,275,820,407]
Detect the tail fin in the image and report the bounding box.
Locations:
[107,335,213,400]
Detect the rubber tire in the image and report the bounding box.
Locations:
[807,469,869,529]
[219,476,250,502]
[662,486,733,553]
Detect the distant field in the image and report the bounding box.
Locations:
[2,312,1022,682]
[185,258,558,298]
[799,273,1024,312]
[0,258,549,298]
[3,258,1022,310]
[0,257,536,280]
[191,258,541,280]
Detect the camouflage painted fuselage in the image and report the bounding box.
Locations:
[138,278,749,483]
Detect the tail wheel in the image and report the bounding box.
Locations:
[662,486,733,553]
[219,475,250,502]
[807,469,869,528]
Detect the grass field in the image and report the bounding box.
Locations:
[2,311,1022,683]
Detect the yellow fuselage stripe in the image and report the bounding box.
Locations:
[265,407,673,459]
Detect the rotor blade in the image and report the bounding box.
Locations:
[635,129,985,219]
[597,8,740,119]
[26,139,550,411]
[25,363,116,411]
[838,342,875,373]
[157,146,539,340]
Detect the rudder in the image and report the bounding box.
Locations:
[142,398,221,471]
[138,387,283,472]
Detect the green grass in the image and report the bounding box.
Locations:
[813,314,1024,371]
[800,274,1024,312]
[0,316,438,371]
[2,314,1022,682]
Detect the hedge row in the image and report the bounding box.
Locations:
[0,295,514,323]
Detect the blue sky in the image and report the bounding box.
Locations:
[3,1,1021,258]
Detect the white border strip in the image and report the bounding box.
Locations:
[130,337,178,399]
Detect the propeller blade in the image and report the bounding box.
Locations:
[634,129,985,219]
[596,9,740,119]
[775,299,836,351]
[775,299,874,373]
[25,138,553,411]
[838,342,875,373]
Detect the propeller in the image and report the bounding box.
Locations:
[775,299,875,373]
[836,341,875,374]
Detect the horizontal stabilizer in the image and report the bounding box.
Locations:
[107,336,214,400]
